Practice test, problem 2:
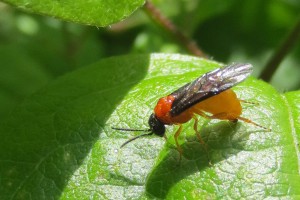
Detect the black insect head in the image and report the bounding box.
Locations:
[112,114,165,148]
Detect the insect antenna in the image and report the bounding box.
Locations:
[120,132,153,148]
[111,127,153,148]
[112,127,150,132]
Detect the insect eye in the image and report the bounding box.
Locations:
[148,114,165,136]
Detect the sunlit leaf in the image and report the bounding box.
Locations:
[0,54,299,199]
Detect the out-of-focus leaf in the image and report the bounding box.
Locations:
[2,0,145,26]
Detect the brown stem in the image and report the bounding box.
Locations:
[143,0,207,58]
[260,16,300,82]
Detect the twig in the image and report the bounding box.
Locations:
[143,0,207,58]
[260,16,300,82]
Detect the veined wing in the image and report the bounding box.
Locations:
[170,63,253,116]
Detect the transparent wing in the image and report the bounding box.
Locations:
[170,63,253,116]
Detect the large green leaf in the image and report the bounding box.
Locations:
[0,45,51,121]
[0,54,299,199]
[1,0,145,26]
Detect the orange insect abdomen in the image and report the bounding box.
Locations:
[192,89,242,119]
[154,89,242,125]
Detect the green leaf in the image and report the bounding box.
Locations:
[2,0,145,26]
[0,45,51,121]
[0,54,299,199]
[284,91,300,148]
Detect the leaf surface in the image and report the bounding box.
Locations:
[0,54,299,199]
[2,0,145,26]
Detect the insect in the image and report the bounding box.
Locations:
[113,63,269,158]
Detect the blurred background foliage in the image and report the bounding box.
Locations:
[0,0,300,121]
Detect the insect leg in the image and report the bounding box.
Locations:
[192,115,205,144]
[238,99,259,105]
[198,110,270,131]
[174,124,183,160]
[163,134,168,141]
[195,110,237,122]
[209,112,237,121]
[196,110,237,122]
[237,116,271,131]
[193,115,211,164]
[195,109,214,119]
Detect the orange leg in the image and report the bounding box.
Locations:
[237,116,271,131]
[207,112,237,121]
[192,116,211,164]
[197,110,270,131]
[196,110,224,120]
[209,112,270,131]
[174,124,183,160]
[192,115,205,145]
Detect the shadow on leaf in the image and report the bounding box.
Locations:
[0,55,150,199]
[145,121,251,198]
